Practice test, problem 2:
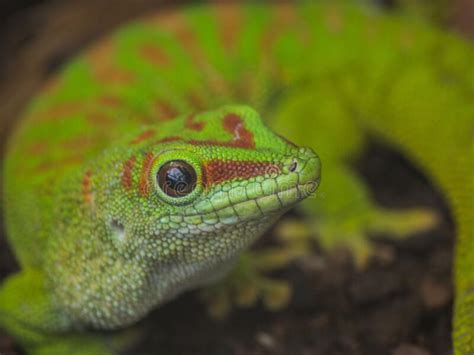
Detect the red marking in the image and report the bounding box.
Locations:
[99,68,135,84]
[140,44,170,67]
[61,137,95,151]
[36,102,83,122]
[185,114,205,131]
[187,114,256,149]
[88,112,113,125]
[130,129,156,145]
[215,4,241,52]
[82,170,93,204]
[139,152,155,197]
[99,95,122,108]
[203,160,280,187]
[175,23,200,62]
[27,141,48,154]
[87,39,136,84]
[223,113,255,148]
[173,17,230,97]
[155,100,179,120]
[34,155,83,173]
[150,114,255,149]
[325,6,344,33]
[122,156,136,190]
[155,136,182,144]
[187,92,205,110]
[261,4,298,53]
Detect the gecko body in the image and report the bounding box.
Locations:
[1,2,473,354]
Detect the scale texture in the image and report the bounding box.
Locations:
[1,2,473,354]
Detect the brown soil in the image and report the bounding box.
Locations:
[1,1,470,354]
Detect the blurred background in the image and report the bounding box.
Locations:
[0,1,472,354]
[0,0,473,151]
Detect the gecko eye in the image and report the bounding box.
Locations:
[157,160,197,198]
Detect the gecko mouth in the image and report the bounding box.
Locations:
[222,180,320,221]
[165,178,320,232]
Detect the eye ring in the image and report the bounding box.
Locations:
[157,160,197,198]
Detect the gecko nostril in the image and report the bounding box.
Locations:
[289,161,298,173]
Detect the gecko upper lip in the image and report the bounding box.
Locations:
[301,177,320,196]
[173,180,318,224]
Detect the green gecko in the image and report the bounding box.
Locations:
[0,2,473,354]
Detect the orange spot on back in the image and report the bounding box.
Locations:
[26,141,49,155]
[122,156,136,190]
[35,102,83,122]
[87,39,135,84]
[145,8,230,97]
[88,112,114,125]
[185,114,205,131]
[173,15,231,96]
[130,129,156,145]
[214,3,242,53]
[61,137,95,150]
[139,152,155,197]
[140,44,170,67]
[155,99,179,120]
[260,4,302,53]
[34,155,83,173]
[325,6,344,33]
[99,69,135,84]
[99,95,123,108]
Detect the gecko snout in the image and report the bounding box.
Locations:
[290,147,321,196]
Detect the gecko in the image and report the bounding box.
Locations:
[1,2,473,354]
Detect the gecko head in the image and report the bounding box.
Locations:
[148,141,321,257]
[101,106,320,298]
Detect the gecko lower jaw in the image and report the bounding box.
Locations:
[175,179,321,229]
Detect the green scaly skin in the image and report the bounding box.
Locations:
[1,2,473,354]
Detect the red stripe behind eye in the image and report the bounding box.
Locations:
[139,152,155,197]
[122,156,136,190]
[203,160,280,187]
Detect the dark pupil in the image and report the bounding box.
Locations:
[157,161,197,198]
